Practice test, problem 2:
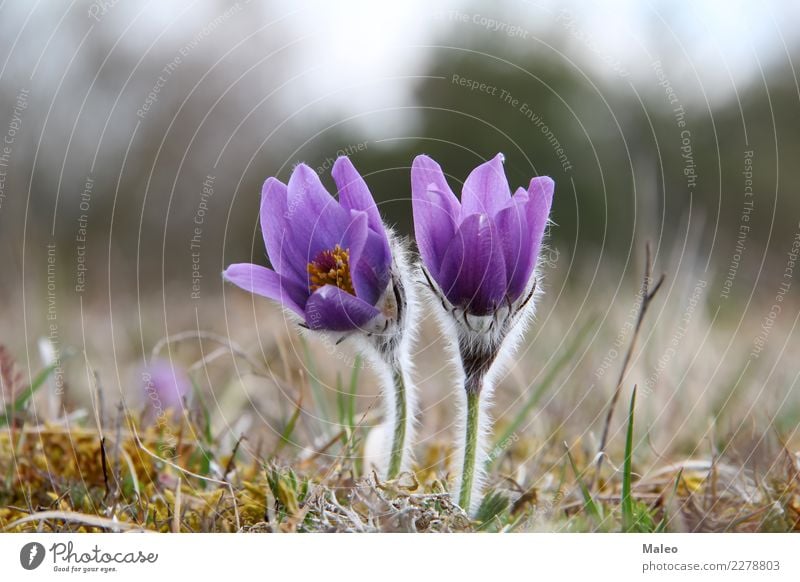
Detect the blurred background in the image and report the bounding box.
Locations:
[1,0,799,472]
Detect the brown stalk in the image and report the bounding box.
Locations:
[592,242,665,489]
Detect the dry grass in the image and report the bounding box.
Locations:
[1,412,798,532]
[1,251,800,533]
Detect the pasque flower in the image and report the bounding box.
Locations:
[223,158,417,479]
[142,358,191,419]
[412,153,554,513]
[224,158,393,333]
[413,153,553,317]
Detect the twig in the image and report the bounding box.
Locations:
[298,429,347,466]
[112,403,123,506]
[222,435,245,480]
[92,370,106,435]
[172,476,182,533]
[2,510,151,532]
[100,437,110,500]
[593,242,665,489]
[151,330,267,376]
[186,346,226,373]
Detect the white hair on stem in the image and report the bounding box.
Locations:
[419,259,545,515]
[351,228,420,479]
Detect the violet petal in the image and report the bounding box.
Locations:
[304,285,381,332]
[461,153,511,217]
[259,177,307,283]
[494,189,534,301]
[523,176,555,264]
[351,228,391,305]
[438,213,508,315]
[411,154,461,280]
[332,157,384,235]
[223,263,306,316]
[285,163,353,264]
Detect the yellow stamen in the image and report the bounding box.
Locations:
[307,245,354,294]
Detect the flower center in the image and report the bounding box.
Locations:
[307,245,354,294]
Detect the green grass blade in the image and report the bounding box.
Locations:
[0,363,59,428]
[656,468,683,532]
[301,337,332,426]
[335,371,345,428]
[475,489,510,530]
[347,355,360,431]
[274,399,303,457]
[190,377,213,444]
[565,444,602,524]
[622,386,637,532]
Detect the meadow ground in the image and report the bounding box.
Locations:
[1,251,799,533]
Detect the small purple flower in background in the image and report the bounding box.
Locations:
[142,359,191,420]
[412,153,554,514]
[223,158,418,479]
[223,158,393,333]
[412,153,553,317]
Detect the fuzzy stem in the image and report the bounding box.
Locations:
[459,389,481,511]
[386,367,407,479]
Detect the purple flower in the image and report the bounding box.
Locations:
[142,359,191,416]
[412,153,554,316]
[223,158,392,332]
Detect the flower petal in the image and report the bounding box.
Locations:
[223,263,306,316]
[286,163,352,263]
[340,209,368,261]
[259,177,306,282]
[333,157,392,293]
[351,228,391,305]
[461,153,511,217]
[144,360,191,412]
[304,285,381,332]
[523,175,555,262]
[339,209,385,304]
[438,213,507,315]
[411,154,461,281]
[494,188,534,301]
[332,156,384,235]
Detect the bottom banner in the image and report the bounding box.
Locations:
[0,533,797,580]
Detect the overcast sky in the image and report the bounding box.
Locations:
[1,0,798,137]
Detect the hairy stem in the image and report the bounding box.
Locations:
[459,389,481,511]
[386,367,407,479]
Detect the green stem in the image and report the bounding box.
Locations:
[459,390,481,511]
[386,368,407,479]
